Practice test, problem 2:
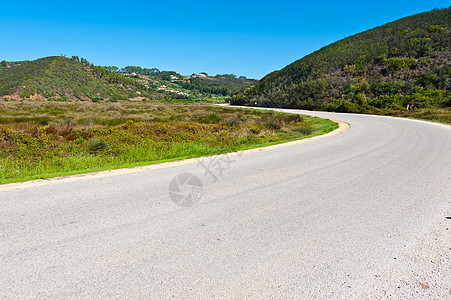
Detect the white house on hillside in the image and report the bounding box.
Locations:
[193,73,207,78]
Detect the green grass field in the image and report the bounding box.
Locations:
[0,101,338,183]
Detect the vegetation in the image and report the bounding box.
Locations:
[0,56,152,102]
[0,54,257,102]
[112,65,180,81]
[179,76,256,96]
[106,66,256,97]
[231,8,451,122]
[0,102,337,183]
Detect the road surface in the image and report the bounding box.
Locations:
[1,108,450,299]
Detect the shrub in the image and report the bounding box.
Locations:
[266,118,283,130]
[197,113,221,124]
[283,114,302,123]
[292,125,313,135]
[88,138,107,153]
[248,125,260,134]
[75,137,86,144]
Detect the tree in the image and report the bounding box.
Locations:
[0,60,7,67]
[216,74,236,79]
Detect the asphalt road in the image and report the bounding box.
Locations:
[1,108,450,299]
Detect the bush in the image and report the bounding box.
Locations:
[292,124,313,135]
[283,114,302,123]
[88,138,107,153]
[265,117,283,130]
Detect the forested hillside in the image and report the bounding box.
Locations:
[231,8,450,114]
[106,65,256,97]
[179,76,256,96]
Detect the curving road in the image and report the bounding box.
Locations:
[1,108,450,299]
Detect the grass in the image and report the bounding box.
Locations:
[0,101,337,183]
[395,108,451,124]
[358,107,451,124]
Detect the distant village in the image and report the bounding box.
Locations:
[156,73,209,96]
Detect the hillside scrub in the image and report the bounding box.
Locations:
[178,76,256,96]
[231,8,450,122]
[0,56,151,102]
[0,102,337,183]
[0,56,256,102]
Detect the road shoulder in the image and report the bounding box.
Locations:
[354,206,451,299]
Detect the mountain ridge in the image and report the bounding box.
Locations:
[231,7,450,113]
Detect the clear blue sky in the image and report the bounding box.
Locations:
[0,1,449,79]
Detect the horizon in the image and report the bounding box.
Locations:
[0,1,449,79]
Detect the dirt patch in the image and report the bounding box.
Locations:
[2,93,47,101]
[128,96,148,101]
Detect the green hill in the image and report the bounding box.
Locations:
[0,56,150,102]
[178,75,257,96]
[231,8,450,114]
[105,65,256,97]
[0,56,255,102]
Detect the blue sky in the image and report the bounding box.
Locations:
[0,1,449,79]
